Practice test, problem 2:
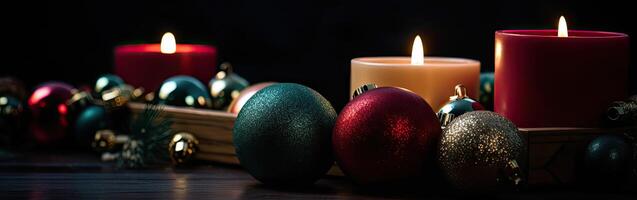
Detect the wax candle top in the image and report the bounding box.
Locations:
[115,44,216,54]
[352,57,479,67]
[115,32,216,54]
[496,30,628,39]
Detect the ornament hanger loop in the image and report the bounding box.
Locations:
[453,84,467,100]
[352,83,378,99]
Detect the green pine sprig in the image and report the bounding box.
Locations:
[117,104,174,168]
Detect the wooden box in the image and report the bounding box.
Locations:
[128,103,631,185]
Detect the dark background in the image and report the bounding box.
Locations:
[3,0,636,110]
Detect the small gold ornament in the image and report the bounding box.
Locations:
[92,129,129,153]
[92,130,117,152]
[169,132,199,166]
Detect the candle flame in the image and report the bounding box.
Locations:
[161,32,177,54]
[411,35,425,65]
[558,16,568,37]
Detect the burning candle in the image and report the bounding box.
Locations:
[114,32,217,91]
[351,36,480,111]
[495,16,629,128]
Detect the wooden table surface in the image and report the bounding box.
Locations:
[0,151,634,199]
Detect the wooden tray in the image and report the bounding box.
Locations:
[128,102,632,185]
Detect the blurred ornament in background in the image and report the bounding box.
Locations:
[169,132,199,166]
[479,72,494,110]
[233,83,336,185]
[0,95,26,146]
[584,134,633,187]
[28,82,75,145]
[333,85,441,184]
[0,77,27,101]
[74,105,109,147]
[438,111,524,191]
[94,74,125,96]
[92,129,129,153]
[157,76,212,108]
[209,62,249,110]
[66,90,95,121]
[227,82,276,114]
[606,95,637,126]
[92,129,117,152]
[437,84,484,128]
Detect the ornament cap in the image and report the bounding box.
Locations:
[438,84,484,128]
[352,83,378,99]
[606,97,637,124]
[452,84,468,100]
[500,159,525,189]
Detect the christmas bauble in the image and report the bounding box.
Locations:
[333,87,441,184]
[92,129,117,152]
[0,95,26,145]
[227,82,276,114]
[74,105,109,147]
[437,84,484,127]
[438,111,523,190]
[209,63,249,110]
[94,74,125,95]
[0,77,27,100]
[28,82,75,145]
[233,83,336,185]
[169,132,199,166]
[479,73,495,110]
[157,76,212,108]
[584,134,633,186]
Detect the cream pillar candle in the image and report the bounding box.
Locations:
[350,36,480,111]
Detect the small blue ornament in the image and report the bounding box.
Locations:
[157,76,212,108]
[208,62,249,110]
[437,84,484,128]
[95,74,125,95]
[584,134,633,187]
[479,72,494,110]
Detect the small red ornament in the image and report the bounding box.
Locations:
[28,82,75,145]
[333,86,442,184]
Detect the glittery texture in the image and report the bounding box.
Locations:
[438,111,522,190]
[233,83,336,185]
[333,87,441,184]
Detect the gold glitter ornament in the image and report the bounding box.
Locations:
[169,132,199,166]
[438,111,524,191]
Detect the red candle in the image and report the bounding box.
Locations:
[114,32,217,91]
[495,17,629,128]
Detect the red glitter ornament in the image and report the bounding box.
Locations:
[28,82,75,145]
[333,86,442,184]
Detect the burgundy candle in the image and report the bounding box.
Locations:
[114,32,217,91]
[495,17,629,128]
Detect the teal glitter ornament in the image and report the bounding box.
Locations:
[209,62,249,110]
[479,73,495,110]
[94,74,125,95]
[233,83,337,186]
[74,105,109,148]
[157,76,212,108]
